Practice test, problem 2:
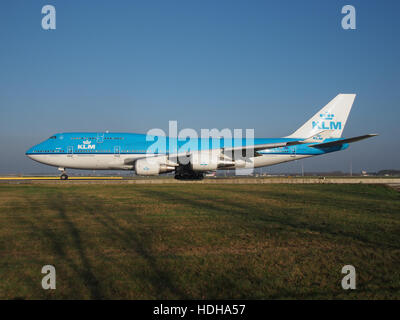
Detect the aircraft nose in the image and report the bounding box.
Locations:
[25,145,36,158]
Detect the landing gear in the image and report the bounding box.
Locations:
[174,165,204,180]
[58,168,68,180]
[174,173,204,180]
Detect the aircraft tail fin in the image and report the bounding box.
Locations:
[286,94,356,139]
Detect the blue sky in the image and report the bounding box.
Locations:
[0,0,399,174]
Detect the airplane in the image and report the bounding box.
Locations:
[26,94,377,180]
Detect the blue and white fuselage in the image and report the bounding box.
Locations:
[25,94,377,179]
[26,133,346,169]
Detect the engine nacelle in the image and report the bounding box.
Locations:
[135,158,160,176]
[190,151,219,171]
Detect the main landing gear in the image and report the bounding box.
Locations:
[174,172,204,180]
[58,168,68,180]
[174,165,204,180]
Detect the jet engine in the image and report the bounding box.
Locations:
[135,158,176,176]
[190,151,234,171]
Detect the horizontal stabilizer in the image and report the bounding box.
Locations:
[309,134,378,148]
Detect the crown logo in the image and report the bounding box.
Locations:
[320,112,334,120]
[83,140,91,145]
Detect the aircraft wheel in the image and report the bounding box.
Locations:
[174,173,204,180]
[60,174,68,180]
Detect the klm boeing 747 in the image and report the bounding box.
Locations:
[26,94,377,180]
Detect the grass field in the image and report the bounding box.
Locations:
[0,183,399,299]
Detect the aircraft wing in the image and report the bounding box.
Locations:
[123,131,332,164]
[309,134,378,148]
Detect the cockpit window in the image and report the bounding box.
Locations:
[49,136,57,139]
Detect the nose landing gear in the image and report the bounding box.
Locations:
[58,168,69,180]
[60,173,69,180]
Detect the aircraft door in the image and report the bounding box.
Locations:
[114,146,120,157]
[67,146,74,157]
[290,146,296,158]
[97,133,104,143]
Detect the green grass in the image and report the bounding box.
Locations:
[0,183,399,299]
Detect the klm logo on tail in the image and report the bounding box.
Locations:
[286,94,355,139]
[312,112,342,130]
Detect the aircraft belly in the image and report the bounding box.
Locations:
[252,154,312,168]
[28,154,136,170]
